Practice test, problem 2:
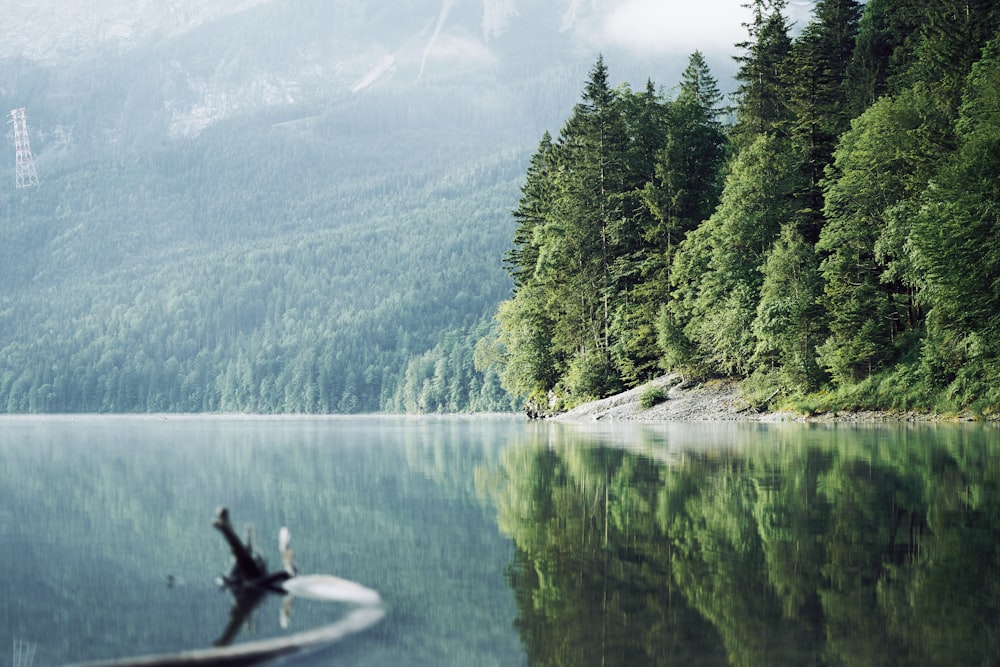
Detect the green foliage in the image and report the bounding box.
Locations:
[495,55,727,405]
[752,223,826,390]
[670,134,795,377]
[0,120,522,413]
[785,0,862,236]
[638,384,669,410]
[911,0,1000,117]
[844,0,926,112]
[493,286,560,402]
[816,83,949,384]
[732,0,794,143]
[490,6,1000,414]
[910,34,1000,396]
[390,316,518,413]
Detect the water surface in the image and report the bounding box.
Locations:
[1,416,997,666]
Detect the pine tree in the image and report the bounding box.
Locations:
[610,81,671,385]
[548,56,630,398]
[640,52,726,284]
[496,57,635,404]
[671,51,727,226]
[620,53,725,382]
[504,132,556,290]
[732,0,794,143]
[914,0,1000,117]
[614,80,669,295]
[786,0,862,240]
[844,0,926,114]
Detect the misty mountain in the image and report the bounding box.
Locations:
[0,1,786,413]
[4,0,759,152]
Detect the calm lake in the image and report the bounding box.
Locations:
[1,415,998,666]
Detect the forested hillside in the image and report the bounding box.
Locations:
[488,0,1000,416]
[0,105,523,413]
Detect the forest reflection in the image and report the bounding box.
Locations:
[479,424,1000,666]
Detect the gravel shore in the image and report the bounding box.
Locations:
[549,374,958,423]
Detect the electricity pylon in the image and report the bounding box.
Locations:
[10,107,39,188]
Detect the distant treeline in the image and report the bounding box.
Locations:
[485,0,1000,415]
[0,113,521,413]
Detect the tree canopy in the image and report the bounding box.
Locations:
[489,2,1000,415]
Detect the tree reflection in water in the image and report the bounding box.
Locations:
[480,426,1000,666]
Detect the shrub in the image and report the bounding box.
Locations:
[639,385,669,410]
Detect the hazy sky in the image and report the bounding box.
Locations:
[10,0,818,65]
[591,0,816,57]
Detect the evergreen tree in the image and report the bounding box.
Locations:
[623,52,726,383]
[495,57,641,405]
[666,51,728,227]
[504,132,556,291]
[844,0,926,114]
[732,0,794,143]
[914,0,1000,117]
[786,0,862,240]
[610,81,671,385]
[614,80,669,296]
[545,56,630,398]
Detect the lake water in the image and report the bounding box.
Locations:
[1,416,998,666]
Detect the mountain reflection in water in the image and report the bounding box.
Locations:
[481,423,1000,667]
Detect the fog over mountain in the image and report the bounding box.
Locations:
[5,0,815,148]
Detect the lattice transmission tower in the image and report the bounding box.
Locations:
[10,107,39,188]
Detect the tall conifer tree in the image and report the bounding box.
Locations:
[732,0,793,143]
[915,0,1000,117]
[549,56,630,398]
[844,0,926,114]
[616,53,725,385]
[505,132,556,291]
[786,0,862,239]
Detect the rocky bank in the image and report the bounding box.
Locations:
[550,374,954,423]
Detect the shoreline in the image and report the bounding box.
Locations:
[549,374,981,424]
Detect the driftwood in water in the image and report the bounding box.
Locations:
[63,509,384,667]
[212,507,290,594]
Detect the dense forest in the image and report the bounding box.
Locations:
[0,108,522,413]
[485,0,1000,416]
